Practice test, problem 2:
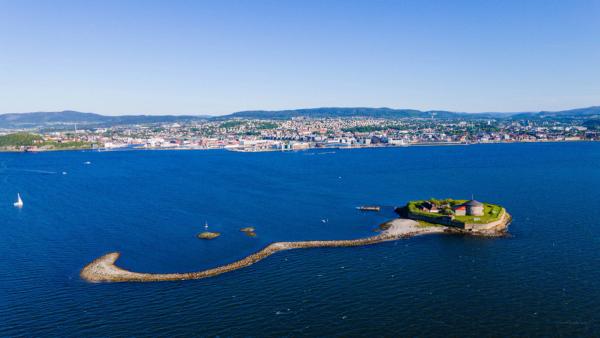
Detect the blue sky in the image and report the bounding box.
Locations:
[0,0,599,115]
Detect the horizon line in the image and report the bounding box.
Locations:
[1,105,599,117]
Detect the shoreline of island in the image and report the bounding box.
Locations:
[80,214,510,283]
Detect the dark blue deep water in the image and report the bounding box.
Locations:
[2,143,600,336]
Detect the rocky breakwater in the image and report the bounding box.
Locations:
[80,219,445,283]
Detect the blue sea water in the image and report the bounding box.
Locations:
[1,142,600,336]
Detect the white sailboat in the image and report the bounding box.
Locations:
[13,193,23,208]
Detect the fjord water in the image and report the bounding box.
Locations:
[1,143,600,336]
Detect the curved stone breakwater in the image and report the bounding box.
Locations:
[81,219,444,283]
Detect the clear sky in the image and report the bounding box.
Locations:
[0,0,599,115]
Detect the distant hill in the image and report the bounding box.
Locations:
[0,111,210,129]
[219,107,496,120]
[0,106,598,128]
[510,106,600,120]
[0,111,105,126]
[222,106,600,120]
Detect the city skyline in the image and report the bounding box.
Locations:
[1,0,599,115]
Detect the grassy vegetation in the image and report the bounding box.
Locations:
[48,141,92,149]
[342,125,386,133]
[0,132,92,150]
[407,199,504,225]
[407,200,447,218]
[219,121,246,129]
[453,203,503,224]
[0,132,43,147]
[255,122,278,129]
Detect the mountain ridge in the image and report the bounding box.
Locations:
[0,106,598,129]
[0,111,211,129]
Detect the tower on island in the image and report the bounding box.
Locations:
[463,200,484,216]
[452,200,484,216]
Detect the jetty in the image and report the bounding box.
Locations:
[81,198,511,284]
[80,219,444,283]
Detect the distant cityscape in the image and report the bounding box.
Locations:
[1,109,598,152]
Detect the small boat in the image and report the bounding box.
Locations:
[204,221,209,229]
[13,193,23,208]
[357,206,381,212]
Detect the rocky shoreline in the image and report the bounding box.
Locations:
[80,219,446,283]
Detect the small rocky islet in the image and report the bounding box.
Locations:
[197,227,257,240]
[240,227,257,237]
[197,231,221,240]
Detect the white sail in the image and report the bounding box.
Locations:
[13,193,23,208]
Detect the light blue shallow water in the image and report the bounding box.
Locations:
[1,143,600,336]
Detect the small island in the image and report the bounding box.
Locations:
[240,227,257,237]
[398,198,510,235]
[197,231,221,240]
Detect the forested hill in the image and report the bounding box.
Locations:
[1,106,599,128]
[509,106,600,120]
[0,132,91,150]
[0,132,44,147]
[0,111,209,129]
[219,107,494,120]
[218,106,600,120]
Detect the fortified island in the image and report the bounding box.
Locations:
[81,198,510,283]
[399,198,511,235]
